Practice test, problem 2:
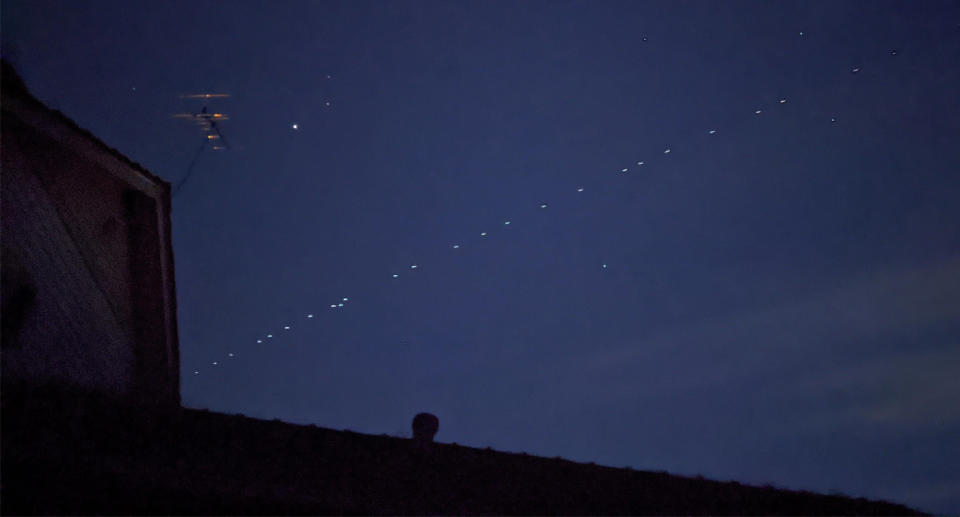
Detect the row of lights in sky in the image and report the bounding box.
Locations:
[193,32,897,375]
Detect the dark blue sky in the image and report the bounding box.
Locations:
[4,0,960,512]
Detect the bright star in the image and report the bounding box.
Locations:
[292,123,298,130]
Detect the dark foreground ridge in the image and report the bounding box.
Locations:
[2,383,923,516]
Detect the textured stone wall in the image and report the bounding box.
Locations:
[1,76,179,405]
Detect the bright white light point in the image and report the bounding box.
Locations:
[284,326,290,330]
[228,353,234,357]
[799,31,804,36]
[637,161,644,166]
[755,109,762,114]
[256,339,262,343]
[292,123,298,130]
[708,130,716,134]
[481,232,487,236]
[325,101,331,106]
[621,168,628,173]
[194,370,199,375]
[852,67,860,73]
[602,264,608,268]
[453,244,460,248]
[539,204,547,209]
[779,99,787,104]
[664,148,671,154]
[831,117,837,122]
[577,187,584,192]
[330,304,337,308]
[338,303,344,307]
[392,274,399,278]
[410,264,418,269]
[504,221,511,225]
[343,297,348,301]
[267,334,273,338]
[212,361,218,366]
[307,314,313,318]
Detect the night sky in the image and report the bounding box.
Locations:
[4,0,960,512]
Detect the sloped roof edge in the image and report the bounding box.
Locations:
[1,59,169,191]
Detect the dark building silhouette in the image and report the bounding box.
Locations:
[0,61,925,515]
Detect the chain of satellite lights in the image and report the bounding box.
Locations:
[191,30,911,377]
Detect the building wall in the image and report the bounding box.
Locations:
[1,71,179,406]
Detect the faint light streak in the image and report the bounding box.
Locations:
[664,148,671,154]
[504,221,511,225]
[307,314,314,318]
[342,297,349,301]
[453,244,460,248]
[577,187,584,192]
[284,326,290,330]
[410,264,418,269]
[637,161,644,166]
[621,168,628,173]
[267,334,273,338]
[392,274,399,278]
